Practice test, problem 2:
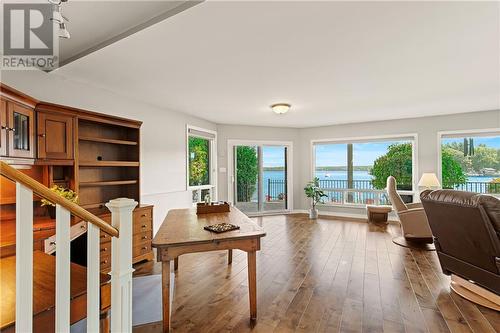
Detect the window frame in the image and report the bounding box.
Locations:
[437,128,500,194]
[186,124,218,201]
[310,133,418,207]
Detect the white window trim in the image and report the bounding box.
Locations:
[227,139,293,213]
[186,124,218,201]
[310,133,419,207]
[437,127,500,188]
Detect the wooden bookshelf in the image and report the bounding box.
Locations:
[77,118,140,213]
[79,161,140,167]
[79,136,138,146]
[80,180,137,187]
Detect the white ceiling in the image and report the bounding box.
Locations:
[58,1,197,65]
[54,1,500,128]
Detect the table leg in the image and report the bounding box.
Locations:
[162,260,171,332]
[247,251,257,320]
[228,249,233,265]
[174,257,179,271]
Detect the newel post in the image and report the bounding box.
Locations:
[106,198,138,333]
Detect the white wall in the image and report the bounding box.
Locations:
[217,110,500,217]
[1,70,216,233]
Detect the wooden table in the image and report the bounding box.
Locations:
[152,207,266,332]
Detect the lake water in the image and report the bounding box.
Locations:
[261,170,495,197]
[264,170,494,183]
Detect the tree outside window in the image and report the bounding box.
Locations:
[188,137,210,186]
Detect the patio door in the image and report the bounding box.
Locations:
[231,142,291,214]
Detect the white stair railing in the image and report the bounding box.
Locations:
[2,161,136,333]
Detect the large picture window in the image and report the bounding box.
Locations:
[439,130,500,195]
[187,125,217,203]
[312,136,416,206]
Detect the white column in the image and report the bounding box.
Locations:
[106,198,138,333]
[86,222,101,332]
[15,183,33,333]
[55,205,71,333]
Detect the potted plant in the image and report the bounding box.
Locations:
[41,185,78,219]
[304,177,327,219]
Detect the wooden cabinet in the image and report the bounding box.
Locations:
[37,112,74,159]
[6,102,35,159]
[99,205,154,272]
[0,100,6,156]
[0,98,35,160]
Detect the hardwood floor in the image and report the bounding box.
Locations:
[132,214,499,333]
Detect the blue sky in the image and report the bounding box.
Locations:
[263,146,286,167]
[314,141,410,167]
[442,136,500,149]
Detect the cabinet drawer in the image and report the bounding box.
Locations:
[133,219,152,234]
[133,230,152,244]
[100,252,111,271]
[133,241,152,258]
[134,208,152,224]
[100,231,112,243]
[100,242,111,256]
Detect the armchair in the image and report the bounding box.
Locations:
[420,190,500,310]
[386,176,434,249]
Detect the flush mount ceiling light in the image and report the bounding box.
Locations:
[270,103,291,115]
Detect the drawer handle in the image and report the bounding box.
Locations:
[142,236,149,240]
[49,241,56,246]
[141,214,147,217]
[101,234,108,238]
[101,260,108,265]
[142,224,147,228]
[142,246,148,250]
[100,247,108,252]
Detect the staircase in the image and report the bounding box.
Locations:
[0,161,136,333]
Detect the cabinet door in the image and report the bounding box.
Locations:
[7,102,34,158]
[0,99,7,156]
[37,112,74,159]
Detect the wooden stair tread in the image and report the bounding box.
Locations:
[0,251,110,330]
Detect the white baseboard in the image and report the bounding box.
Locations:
[292,209,399,223]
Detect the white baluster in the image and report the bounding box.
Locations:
[16,183,33,333]
[87,222,100,332]
[106,198,137,333]
[56,205,71,333]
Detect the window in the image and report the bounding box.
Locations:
[312,135,416,206]
[439,130,500,195]
[187,125,217,203]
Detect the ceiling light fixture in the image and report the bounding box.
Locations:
[50,0,70,39]
[270,103,291,115]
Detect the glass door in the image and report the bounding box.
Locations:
[233,143,290,214]
[263,146,287,212]
[234,145,260,213]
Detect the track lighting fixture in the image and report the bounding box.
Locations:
[49,0,70,39]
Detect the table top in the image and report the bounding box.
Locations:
[152,207,266,248]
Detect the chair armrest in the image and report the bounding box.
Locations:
[398,207,425,216]
[406,202,422,209]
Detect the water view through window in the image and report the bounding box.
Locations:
[235,145,288,213]
[313,139,414,205]
[441,134,500,194]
